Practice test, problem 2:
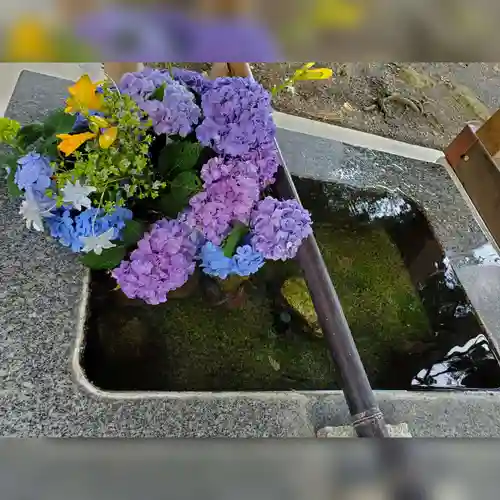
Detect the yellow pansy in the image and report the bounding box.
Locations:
[65,75,104,114]
[99,127,118,149]
[4,17,56,61]
[57,132,97,157]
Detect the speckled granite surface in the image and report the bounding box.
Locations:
[2,70,500,437]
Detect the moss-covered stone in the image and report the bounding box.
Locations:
[281,277,322,337]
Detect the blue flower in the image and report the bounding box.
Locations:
[14,152,53,195]
[46,206,133,253]
[232,244,264,277]
[71,110,105,133]
[200,241,265,279]
[200,242,234,279]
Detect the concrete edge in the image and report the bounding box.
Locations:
[273,111,444,164]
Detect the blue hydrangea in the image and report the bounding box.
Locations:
[232,244,265,277]
[200,242,234,279]
[14,153,53,196]
[46,207,133,253]
[200,241,264,279]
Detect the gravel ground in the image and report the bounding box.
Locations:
[252,62,500,150]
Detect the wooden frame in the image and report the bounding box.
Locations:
[445,109,500,249]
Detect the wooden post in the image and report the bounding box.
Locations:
[445,110,500,248]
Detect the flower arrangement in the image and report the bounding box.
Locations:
[0,64,330,305]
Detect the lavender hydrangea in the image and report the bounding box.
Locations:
[249,197,313,261]
[172,67,212,95]
[120,67,201,137]
[200,242,264,279]
[112,218,198,305]
[196,77,276,156]
[237,145,280,188]
[200,156,259,187]
[187,159,260,245]
[14,153,53,196]
[46,207,132,253]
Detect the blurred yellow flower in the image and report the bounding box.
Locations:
[99,127,118,149]
[89,116,110,129]
[4,17,56,61]
[312,0,363,29]
[57,132,96,157]
[65,75,104,114]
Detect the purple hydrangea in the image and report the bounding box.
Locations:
[172,68,212,95]
[200,242,264,279]
[14,153,53,196]
[196,77,276,156]
[200,156,259,187]
[186,164,260,245]
[120,67,201,137]
[249,197,313,261]
[46,207,132,253]
[237,145,280,188]
[112,218,198,305]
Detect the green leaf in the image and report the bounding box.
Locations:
[17,124,45,149]
[150,83,166,101]
[171,170,201,192]
[42,109,75,136]
[1,155,22,197]
[121,219,146,248]
[157,141,203,179]
[222,222,249,258]
[156,192,189,218]
[80,245,126,270]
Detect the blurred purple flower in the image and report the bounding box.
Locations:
[250,197,313,261]
[15,152,53,195]
[200,157,259,187]
[75,8,172,61]
[196,77,276,156]
[112,218,198,305]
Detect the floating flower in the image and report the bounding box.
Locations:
[61,180,96,211]
[237,145,280,188]
[46,207,132,253]
[200,242,264,279]
[200,242,234,279]
[232,244,265,276]
[250,197,313,261]
[120,68,201,137]
[14,152,53,195]
[196,77,276,156]
[187,172,260,245]
[65,74,104,114]
[57,131,96,157]
[112,218,198,305]
[80,227,116,255]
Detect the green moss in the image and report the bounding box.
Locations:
[313,223,430,380]
[87,195,431,391]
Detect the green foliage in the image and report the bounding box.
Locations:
[157,171,201,217]
[121,219,146,247]
[222,223,249,258]
[53,82,161,212]
[17,123,45,150]
[1,155,22,197]
[150,83,166,101]
[80,245,126,270]
[157,141,203,180]
[0,118,21,146]
[42,108,75,136]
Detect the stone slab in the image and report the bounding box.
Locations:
[1,70,500,437]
